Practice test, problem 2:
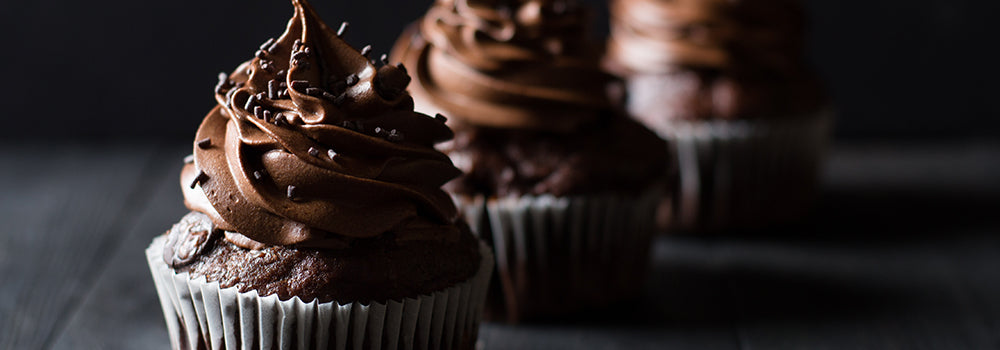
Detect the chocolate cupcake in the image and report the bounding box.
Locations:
[392,0,668,323]
[146,1,492,349]
[606,0,833,231]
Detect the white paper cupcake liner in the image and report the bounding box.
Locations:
[453,188,662,322]
[147,236,493,350]
[657,110,833,231]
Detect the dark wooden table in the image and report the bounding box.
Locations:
[2,141,998,349]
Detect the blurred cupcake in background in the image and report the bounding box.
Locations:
[606,0,832,232]
[392,0,669,323]
[147,1,493,349]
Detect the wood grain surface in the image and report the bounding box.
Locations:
[1,141,998,350]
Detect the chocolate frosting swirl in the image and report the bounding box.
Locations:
[607,0,808,75]
[181,0,462,249]
[606,0,824,120]
[391,0,615,132]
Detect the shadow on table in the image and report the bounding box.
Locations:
[816,187,999,238]
[541,257,912,328]
[526,187,999,328]
[743,187,1000,243]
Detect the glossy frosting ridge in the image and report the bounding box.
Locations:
[181,0,462,249]
[392,0,615,131]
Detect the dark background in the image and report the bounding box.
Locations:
[1,0,998,142]
[2,2,1000,348]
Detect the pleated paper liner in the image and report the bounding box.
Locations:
[454,188,662,323]
[147,236,493,350]
[658,110,833,232]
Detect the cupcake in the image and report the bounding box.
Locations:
[392,0,668,322]
[147,0,492,349]
[606,0,832,231]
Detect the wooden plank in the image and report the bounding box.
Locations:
[729,142,1000,349]
[479,236,741,349]
[49,145,186,350]
[0,143,163,349]
[52,180,741,350]
[32,142,1000,349]
[936,228,1000,349]
[824,141,1000,193]
[723,237,996,349]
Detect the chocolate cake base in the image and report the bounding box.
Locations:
[444,113,669,198]
[164,212,482,304]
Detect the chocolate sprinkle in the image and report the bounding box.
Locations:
[379,54,389,65]
[255,50,267,59]
[308,147,320,157]
[290,80,310,91]
[345,74,359,86]
[360,45,372,58]
[196,138,212,149]
[263,110,273,122]
[339,120,365,131]
[322,91,338,101]
[253,170,265,180]
[375,127,388,136]
[183,154,194,164]
[268,80,278,99]
[387,129,403,142]
[373,64,410,99]
[260,38,275,51]
[287,185,298,200]
[327,149,337,159]
[336,22,349,37]
[190,171,209,189]
[305,87,323,96]
[334,93,347,105]
[292,55,309,68]
[434,113,448,122]
[215,73,230,94]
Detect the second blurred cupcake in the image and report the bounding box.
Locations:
[392,0,669,323]
[606,0,832,231]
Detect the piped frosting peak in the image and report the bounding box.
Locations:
[393,0,616,132]
[181,0,462,250]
